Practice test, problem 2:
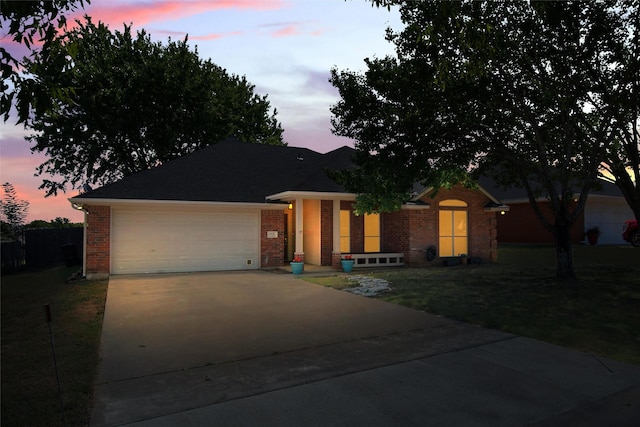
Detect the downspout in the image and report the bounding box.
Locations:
[69,200,88,277]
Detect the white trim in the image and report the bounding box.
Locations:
[351,253,404,268]
[484,205,510,212]
[499,197,533,204]
[68,197,287,210]
[477,186,503,204]
[267,191,356,201]
[295,198,304,254]
[333,199,341,253]
[411,187,434,201]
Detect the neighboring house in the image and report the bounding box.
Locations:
[479,176,633,245]
[70,139,509,278]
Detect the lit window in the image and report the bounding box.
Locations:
[438,200,468,257]
[439,199,468,207]
[364,213,380,252]
[340,210,350,253]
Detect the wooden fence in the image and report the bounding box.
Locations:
[1,240,23,272]
[24,228,84,268]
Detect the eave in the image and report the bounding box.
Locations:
[68,197,288,211]
[483,201,510,213]
[266,191,357,201]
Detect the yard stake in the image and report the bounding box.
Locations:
[45,304,67,427]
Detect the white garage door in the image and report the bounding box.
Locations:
[111,206,260,274]
[585,197,634,245]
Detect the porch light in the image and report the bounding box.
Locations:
[288,203,293,210]
[71,202,87,212]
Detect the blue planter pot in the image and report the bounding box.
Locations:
[341,259,354,273]
[290,262,304,275]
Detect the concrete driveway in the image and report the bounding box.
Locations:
[91,271,640,426]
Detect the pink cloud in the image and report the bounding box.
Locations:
[271,24,300,38]
[8,182,83,224]
[3,178,84,223]
[191,31,244,41]
[74,0,286,28]
[265,21,322,38]
[0,36,43,72]
[0,131,83,222]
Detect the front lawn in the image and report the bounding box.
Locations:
[305,245,640,365]
[1,266,108,427]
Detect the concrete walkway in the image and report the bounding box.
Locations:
[91,271,640,426]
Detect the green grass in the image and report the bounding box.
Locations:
[1,266,108,427]
[305,245,640,365]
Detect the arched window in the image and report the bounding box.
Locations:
[439,199,468,208]
[438,200,468,257]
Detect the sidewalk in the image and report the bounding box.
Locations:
[104,336,640,426]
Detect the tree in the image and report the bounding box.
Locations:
[25,217,82,229]
[1,0,90,123]
[599,1,640,224]
[331,1,632,280]
[0,182,29,240]
[23,18,284,196]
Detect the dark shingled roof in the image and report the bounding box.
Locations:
[75,138,356,203]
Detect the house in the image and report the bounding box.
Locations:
[478,176,633,245]
[69,139,509,278]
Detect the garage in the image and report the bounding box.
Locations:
[584,196,634,245]
[111,206,260,274]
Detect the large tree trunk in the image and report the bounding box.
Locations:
[553,223,576,281]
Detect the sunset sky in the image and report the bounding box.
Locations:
[0,0,402,222]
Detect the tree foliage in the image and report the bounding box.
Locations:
[23,18,284,196]
[26,217,81,229]
[331,1,634,279]
[599,1,640,223]
[0,182,29,240]
[1,0,89,123]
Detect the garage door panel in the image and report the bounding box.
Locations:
[585,198,634,245]
[111,207,259,274]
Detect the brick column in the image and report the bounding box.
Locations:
[85,205,110,279]
[261,210,285,268]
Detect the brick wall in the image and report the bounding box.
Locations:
[85,205,110,278]
[408,208,434,265]
[382,210,408,252]
[381,186,499,265]
[424,185,498,262]
[383,208,435,266]
[497,201,585,244]
[261,210,285,268]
